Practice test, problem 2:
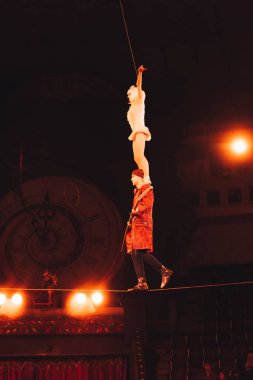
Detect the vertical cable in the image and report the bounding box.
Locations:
[119,0,137,74]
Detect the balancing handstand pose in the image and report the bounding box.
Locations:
[127,65,151,184]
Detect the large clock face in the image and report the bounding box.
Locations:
[0,176,123,288]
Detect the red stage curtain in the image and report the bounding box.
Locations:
[0,357,127,380]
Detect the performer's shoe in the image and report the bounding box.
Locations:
[128,277,148,291]
[160,267,173,289]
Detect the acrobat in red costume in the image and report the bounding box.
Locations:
[127,65,151,184]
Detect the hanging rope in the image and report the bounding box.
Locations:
[119,0,137,74]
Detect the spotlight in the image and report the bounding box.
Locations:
[231,138,249,155]
[73,292,87,305]
[65,292,95,317]
[11,293,23,306]
[0,293,6,306]
[91,291,103,305]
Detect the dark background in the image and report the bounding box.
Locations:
[1,0,253,287]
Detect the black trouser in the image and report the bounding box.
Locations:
[131,249,164,279]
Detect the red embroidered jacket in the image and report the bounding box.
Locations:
[126,184,154,253]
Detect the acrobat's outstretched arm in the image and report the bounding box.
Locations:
[136,65,146,99]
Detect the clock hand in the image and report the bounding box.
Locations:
[30,193,56,244]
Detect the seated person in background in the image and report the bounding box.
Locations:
[243,351,253,380]
[199,362,217,380]
[217,368,238,380]
[218,371,228,380]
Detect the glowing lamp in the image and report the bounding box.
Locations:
[73,292,87,305]
[91,291,103,305]
[0,294,6,306]
[66,291,95,316]
[231,138,249,155]
[11,293,23,306]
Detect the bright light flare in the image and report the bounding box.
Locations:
[65,292,95,317]
[91,291,104,305]
[231,138,249,155]
[0,292,25,318]
[220,128,253,162]
[0,294,6,306]
[11,293,23,306]
[73,292,87,305]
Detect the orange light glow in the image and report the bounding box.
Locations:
[73,292,87,305]
[0,294,6,306]
[219,128,253,162]
[65,292,95,317]
[11,293,23,306]
[91,291,104,305]
[0,292,25,318]
[231,138,249,155]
